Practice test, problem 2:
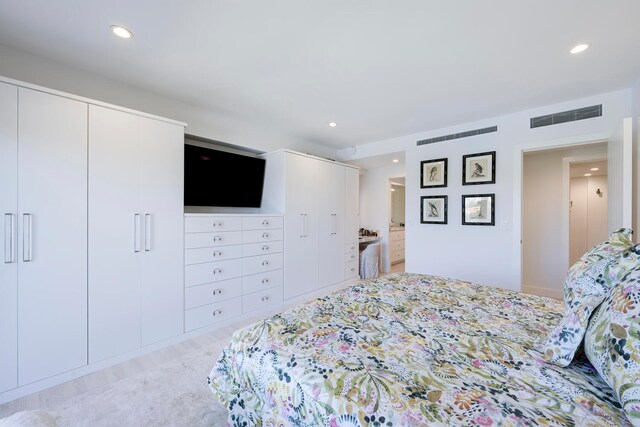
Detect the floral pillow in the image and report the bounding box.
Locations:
[584,248,640,426]
[536,228,633,367]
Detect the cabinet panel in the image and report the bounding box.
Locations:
[345,167,360,246]
[18,88,88,384]
[88,105,142,363]
[185,216,242,233]
[242,229,283,244]
[185,278,242,309]
[185,259,243,287]
[318,161,345,287]
[185,297,242,332]
[242,240,283,257]
[185,244,243,265]
[185,231,243,249]
[0,82,17,393]
[242,270,283,295]
[242,253,283,276]
[242,286,283,313]
[242,216,283,230]
[140,119,184,346]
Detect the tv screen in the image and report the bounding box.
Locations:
[184,144,266,207]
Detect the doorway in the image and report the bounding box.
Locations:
[389,177,405,273]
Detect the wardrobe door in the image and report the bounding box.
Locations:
[283,153,319,299]
[140,118,184,345]
[0,82,17,392]
[318,161,345,287]
[345,167,360,247]
[88,105,142,363]
[17,88,88,385]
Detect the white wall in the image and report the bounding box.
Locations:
[521,145,607,299]
[339,89,631,291]
[0,43,334,158]
[359,164,405,273]
[632,78,640,238]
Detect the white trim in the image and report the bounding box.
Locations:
[0,75,187,127]
[513,131,612,291]
[622,118,634,228]
[561,153,607,271]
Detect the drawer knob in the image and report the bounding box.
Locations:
[350,255,356,259]
[262,245,269,251]
[261,278,270,284]
[212,221,223,228]
[212,309,223,317]
[350,268,355,272]
[213,236,223,242]
[261,260,269,266]
[212,268,223,275]
[262,220,269,226]
[261,296,270,302]
[212,289,223,296]
[212,250,223,258]
[262,232,270,238]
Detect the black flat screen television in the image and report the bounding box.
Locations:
[184,144,266,207]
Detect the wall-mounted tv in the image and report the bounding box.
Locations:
[184,144,266,207]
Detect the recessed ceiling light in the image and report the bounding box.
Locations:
[392,159,399,163]
[111,25,133,39]
[570,43,589,54]
[584,173,592,177]
[329,122,337,127]
[391,188,395,192]
[590,167,600,171]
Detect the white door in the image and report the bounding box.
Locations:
[318,161,345,287]
[140,118,184,345]
[88,105,142,363]
[283,153,319,299]
[0,82,18,392]
[608,117,633,233]
[345,167,360,246]
[17,88,88,385]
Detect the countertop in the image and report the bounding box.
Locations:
[359,236,381,243]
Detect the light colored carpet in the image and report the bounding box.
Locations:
[0,339,230,427]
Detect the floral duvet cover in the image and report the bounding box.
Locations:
[208,273,628,426]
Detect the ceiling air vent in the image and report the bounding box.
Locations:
[530,105,602,129]
[416,126,497,146]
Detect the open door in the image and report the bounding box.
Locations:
[608,117,633,232]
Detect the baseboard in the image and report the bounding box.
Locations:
[522,284,563,300]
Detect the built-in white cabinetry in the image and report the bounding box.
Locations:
[390,229,405,264]
[261,150,360,300]
[184,214,284,331]
[88,105,185,363]
[0,85,88,390]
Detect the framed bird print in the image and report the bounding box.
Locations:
[462,151,495,185]
[462,194,495,226]
[420,158,447,188]
[421,195,448,224]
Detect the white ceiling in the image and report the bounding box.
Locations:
[570,160,607,178]
[1,1,639,150]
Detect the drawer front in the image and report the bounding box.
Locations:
[242,269,283,295]
[242,216,283,230]
[242,253,283,276]
[391,241,404,251]
[185,297,242,332]
[185,245,243,265]
[242,286,283,314]
[185,259,243,287]
[185,278,242,309]
[344,242,358,253]
[344,251,359,263]
[243,241,283,258]
[242,229,284,244]
[184,231,243,249]
[390,230,405,242]
[391,249,405,262]
[345,260,359,279]
[185,216,242,233]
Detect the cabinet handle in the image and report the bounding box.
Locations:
[134,214,141,253]
[212,221,223,228]
[212,309,223,317]
[261,278,269,284]
[261,245,269,251]
[300,214,304,237]
[212,268,223,275]
[22,213,32,262]
[350,254,356,259]
[303,214,308,237]
[212,289,223,296]
[212,250,223,258]
[262,232,270,239]
[262,219,269,226]
[261,260,269,266]
[261,296,270,302]
[213,235,223,243]
[350,267,356,272]
[144,214,151,252]
[330,213,337,235]
[4,214,14,264]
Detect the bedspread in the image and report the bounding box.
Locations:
[208,273,628,426]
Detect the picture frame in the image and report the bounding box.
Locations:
[421,195,448,224]
[462,151,495,185]
[420,158,447,188]
[462,194,495,226]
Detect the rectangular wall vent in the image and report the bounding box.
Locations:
[530,105,602,129]
[416,125,497,146]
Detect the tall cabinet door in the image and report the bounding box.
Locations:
[88,105,142,363]
[140,118,184,346]
[345,167,360,246]
[0,83,17,393]
[318,162,345,287]
[283,153,319,299]
[17,88,88,385]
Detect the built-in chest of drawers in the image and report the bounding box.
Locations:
[184,214,284,331]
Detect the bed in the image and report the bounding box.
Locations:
[208,273,628,426]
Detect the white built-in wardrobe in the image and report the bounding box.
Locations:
[0,78,185,399]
